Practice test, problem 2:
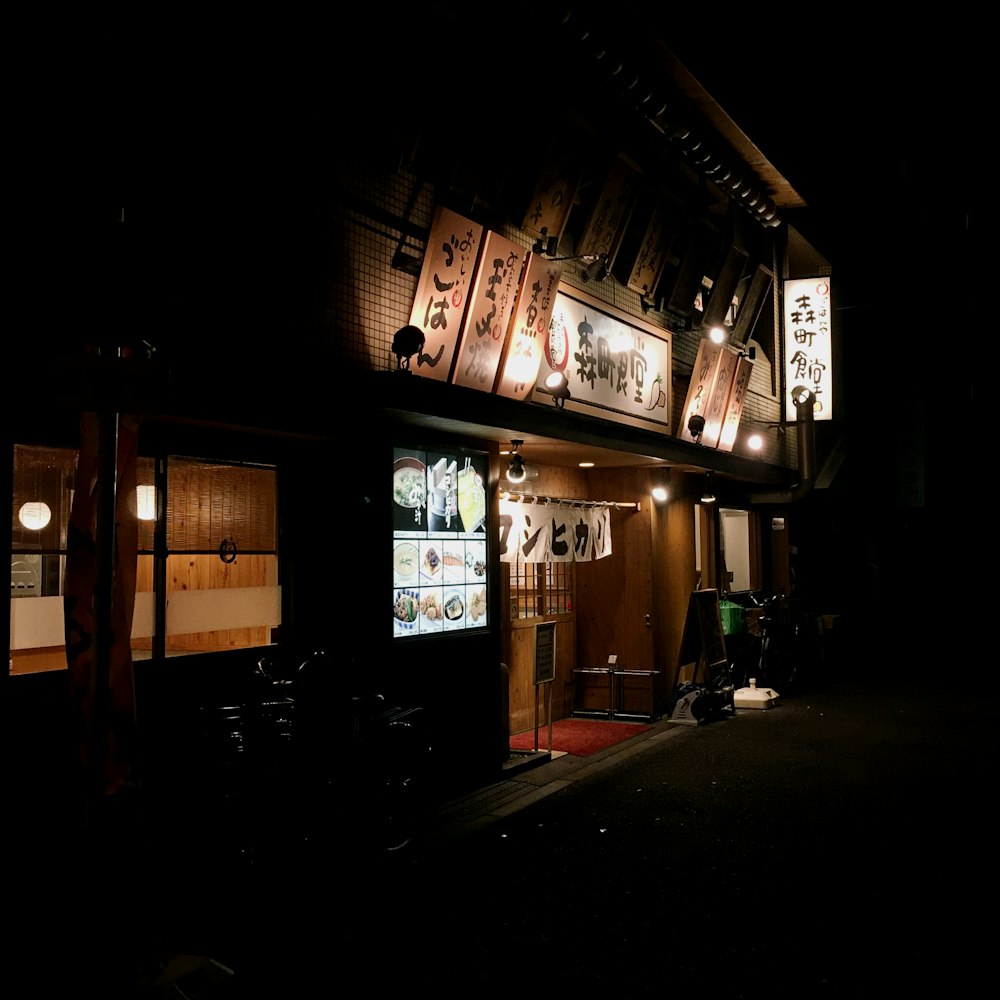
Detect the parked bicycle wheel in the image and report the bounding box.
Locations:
[357,708,431,853]
[758,619,799,694]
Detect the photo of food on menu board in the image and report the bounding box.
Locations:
[392,446,488,638]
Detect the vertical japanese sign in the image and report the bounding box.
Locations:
[451,231,524,391]
[678,338,725,444]
[626,191,676,297]
[521,126,586,246]
[700,346,739,449]
[408,207,484,382]
[783,276,833,420]
[495,252,563,400]
[717,354,754,453]
[576,154,642,263]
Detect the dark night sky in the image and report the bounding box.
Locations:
[664,20,978,290]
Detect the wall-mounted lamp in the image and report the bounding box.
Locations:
[580,253,609,283]
[708,325,727,344]
[506,440,527,484]
[747,432,764,453]
[737,345,757,360]
[136,485,156,521]
[651,485,668,503]
[700,473,716,504]
[528,236,607,278]
[391,324,426,371]
[18,501,51,531]
[531,229,560,257]
[687,413,706,443]
[539,370,571,407]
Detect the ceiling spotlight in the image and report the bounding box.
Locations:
[506,440,527,484]
[391,324,426,371]
[700,473,716,504]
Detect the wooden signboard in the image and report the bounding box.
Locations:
[678,589,728,683]
[408,206,484,382]
[700,345,739,449]
[494,251,563,400]
[535,621,556,684]
[451,231,525,391]
[678,339,724,445]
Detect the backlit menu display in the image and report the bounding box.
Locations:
[392,446,489,638]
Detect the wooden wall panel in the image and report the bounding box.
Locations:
[135,553,275,653]
[505,461,587,735]
[507,617,576,735]
[576,467,656,673]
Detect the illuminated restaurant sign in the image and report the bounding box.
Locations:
[495,252,563,401]
[532,288,671,433]
[392,447,489,639]
[408,207,484,382]
[678,338,725,445]
[451,231,524,391]
[783,276,833,420]
[717,354,754,453]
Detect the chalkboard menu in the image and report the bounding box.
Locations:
[392,446,489,639]
[534,622,556,684]
[678,589,728,681]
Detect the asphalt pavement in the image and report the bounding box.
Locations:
[10,655,996,998]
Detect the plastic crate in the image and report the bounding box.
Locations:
[719,600,744,636]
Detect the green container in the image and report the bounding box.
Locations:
[719,600,743,636]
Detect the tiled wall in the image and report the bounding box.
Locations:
[334,161,792,467]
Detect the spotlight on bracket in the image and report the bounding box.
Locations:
[531,229,560,257]
[506,440,527,484]
[391,324,425,371]
[700,473,716,504]
[539,371,571,407]
[687,413,706,443]
[580,253,609,283]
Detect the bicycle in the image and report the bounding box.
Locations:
[280,650,433,855]
[193,651,433,865]
[733,593,821,695]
